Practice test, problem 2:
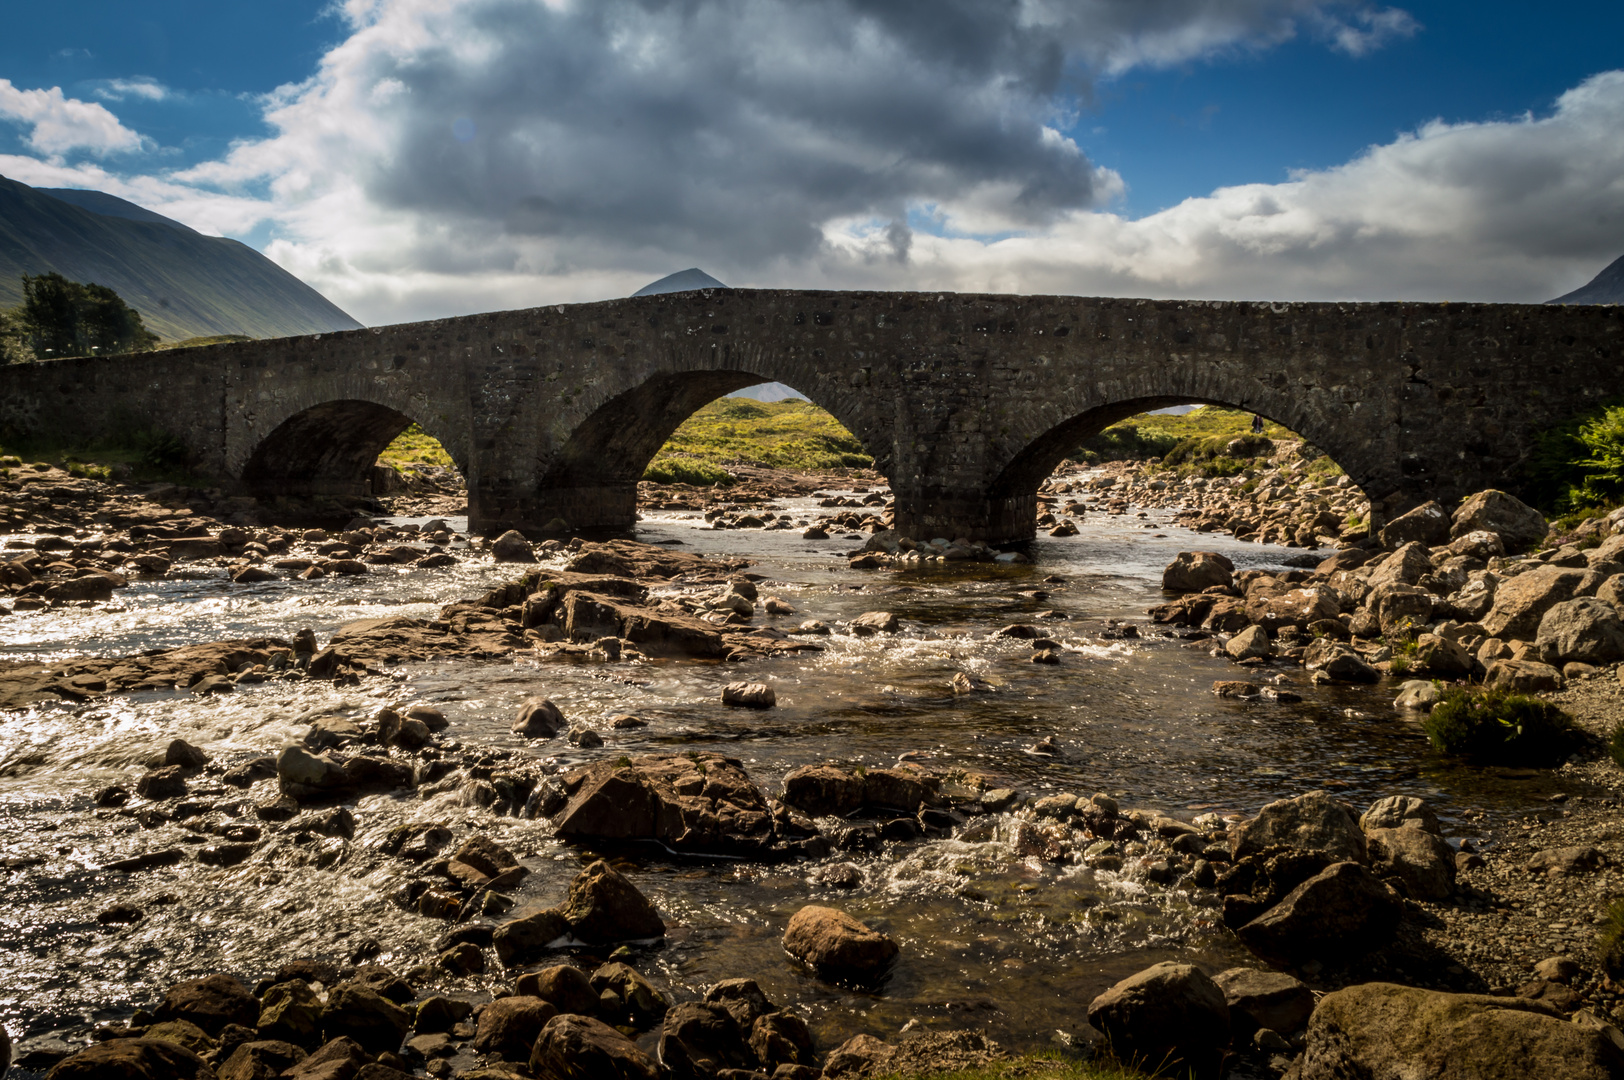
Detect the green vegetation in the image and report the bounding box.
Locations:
[1,175,361,341]
[1072,406,1317,479]
[159,333,256,351]
[377,423,456,471]
[1600,899,1624,980]
[12,272,158,360]
[1609,719,1624,771]
[644,396,875,481]
[0,409,197,484]
[1423,687,1577,764]
[1516,398,1624,519]
[0,307,29,363]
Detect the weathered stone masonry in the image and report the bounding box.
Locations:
[0,289,1618,542]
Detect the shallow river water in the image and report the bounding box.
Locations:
[0,490,1576,1068]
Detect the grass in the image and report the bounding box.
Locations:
[1600,900,1624,979]
[377,423,456,471]
[647,395,875,476]
[643,457,735,487]
[158,334,255,351]
[0,417,202,486]
[1423,687,1577,764]
[1071,406,1334,479]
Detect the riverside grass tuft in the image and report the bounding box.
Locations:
[1423,686,1577,765]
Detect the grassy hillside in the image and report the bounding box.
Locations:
[648,396,874,477]
[0,175,362,341]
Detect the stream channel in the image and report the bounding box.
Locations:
[0,488,1571,1067]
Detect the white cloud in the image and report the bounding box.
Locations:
[1312,6,1420,56]
[94,78,173,102]
[0,79,144,157]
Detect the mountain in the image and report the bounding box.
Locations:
[1548,254,1624,305]
[632,267,728,296]
[0,175,362,341]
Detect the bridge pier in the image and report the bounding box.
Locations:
[890,489,1037,545]
[468,484,638,536]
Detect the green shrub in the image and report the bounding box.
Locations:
[1609,720,1624,771]
[1600,900,1624,980]
[1423,687,1576,764]
[1571,405,1624,507]
[643,457,735,486]
[1516,397,1624,514]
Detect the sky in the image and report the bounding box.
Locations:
[1,1,1622,326]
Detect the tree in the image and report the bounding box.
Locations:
[18,272,160,359]
[0,308,31,364]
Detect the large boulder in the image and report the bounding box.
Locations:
[1413,632,1475,677]
[1484,659,1564,694]
[552,753,778,856]
[781,765,865,817]
[1086,962,1230,1077]
[1225,625,1273,661]
[554,860,666,944]
[216,1040,306,1080]
[472,996,558,1060]
[1366,583,1434,636]
[749,1011,814,1071]
[1302,640,1379,682]
[782,905,898,981]
[516,965,600,1015]
[559,591,727,658]
[658,1002,755,1080]
[1480,566,1590,641]
[156,974,259,1036]
[1231,790,1366,864]
[319,984,410,1055]
[1245,586,1340,633]
[1290,982,1624,1079]
[491,530,537,563]
[1379,500,1451,549]
[1212,968,1315,1037]
[1535,597,1624,665]
[1236,862,1402,969]
[44,1038,215,1080]
[492,909,568,967]
[1163,551,1235,593]
[529,1014,660,1080]
[1366,542,1434,590]
[1360,795,1441,835]
[1451,489,1549,555]
[256,979,323,1045]
[1366,826,1457,900]
[512,698,566,738]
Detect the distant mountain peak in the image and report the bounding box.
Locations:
[632,268,728,297]
[1548,253,1624,305]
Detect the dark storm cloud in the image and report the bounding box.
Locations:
[333,0,1392,272]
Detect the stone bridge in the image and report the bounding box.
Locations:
[0,290,1618,542]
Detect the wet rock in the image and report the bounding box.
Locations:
[591,962,670,1027]
[1163,551,1235,593]
[1087,962,1229,1077]
[43,1038,214,1079]
[97,903,144,925]
[1231,789,1366,864]
[554,859,666,944]
[781,765,864,817]
[1292,982,1623,1079]
[528,1014,660,1080]
[750,1012,814,1071]
[1535,597,1624,665]
[491,530,537,563]
[257,980,323,1046]
[1213,680,1259,698]
[142,1019,216,1055]
[451,836,519,879]
[197,843,256,868]
[511,698,566,738]
[472,996,557,1060]
[411,996,473,1035]
[1361,795,1441,834]
[1302,640,1379,683]
[1212,967,1314,1038]
[567,724,603,747]
[157,973,259,1035]
[137,766,189,801]
[165,739,209,770]
[1451,489,1549,555]
[217,1040,306,1080]
[559,591,726,658]
[1366,826,1456,899]
[659,1002,755,1080]
[553,753,778,855]
[1236,862,1403,969]
[1379,500,1451,548]
[721,681,776,708]
[782,905,898,981]
[276,746,346,790]
[1414,632,1475,676]
[849,611,899,635]
[1393,680,1442,711]
[1225,625,1272,661]
[320,984,410,1055]
[491,909,568,967]
[515,965,599,1015]
[282,1036,370,1080]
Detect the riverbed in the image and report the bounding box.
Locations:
[0,490,1578,1067]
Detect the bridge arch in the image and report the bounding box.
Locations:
[981,381,1395,542]
[240,398,469,501]
[520,365,893,532]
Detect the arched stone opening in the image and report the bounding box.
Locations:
[984,395,1379,542]
[240,399,465,500]
[531,370,889,532]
